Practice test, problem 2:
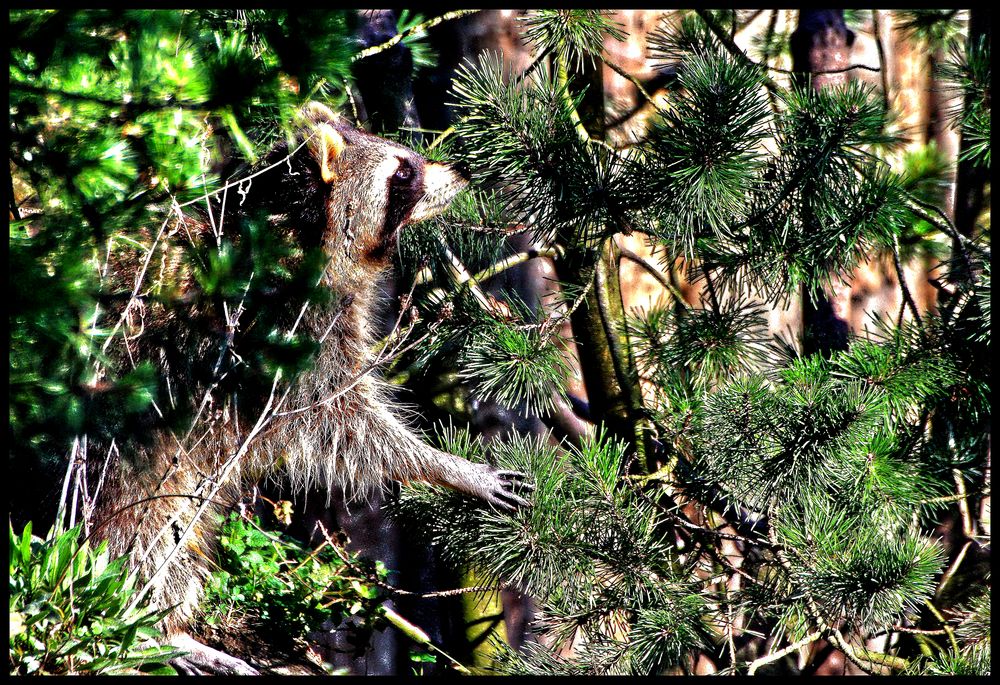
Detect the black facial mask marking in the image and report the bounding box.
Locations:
[371,156,425,260]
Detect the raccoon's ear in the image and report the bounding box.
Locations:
[301,101,339,125]
[310,123,346,184]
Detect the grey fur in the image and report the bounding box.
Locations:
[89,103,531,642]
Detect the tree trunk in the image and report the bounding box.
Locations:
[952,7,989,240]
[791,10,854,357]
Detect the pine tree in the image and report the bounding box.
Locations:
[389,10,990,675]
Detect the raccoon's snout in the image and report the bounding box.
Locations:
[409,162,468,223]
[450,160,472,183]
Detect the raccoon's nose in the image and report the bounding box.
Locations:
[450,161,472,182]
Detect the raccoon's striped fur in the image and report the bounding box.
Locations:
[90,103,531,637]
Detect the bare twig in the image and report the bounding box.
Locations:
[923,600,961,654]
[129,369,284,614]
[747,631,821,675]
[472,246,561,285]
[936,541,973,602]
[174,133,316,209]
[598,52,668,116]
[697,10,880,80]
[871,11,892,114]
[617,244,688,303]
[892,237,923,329]
[352,10,480,63]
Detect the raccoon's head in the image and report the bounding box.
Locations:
[265,102,466,270]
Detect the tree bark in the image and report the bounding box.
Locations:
[952,7,989,240]
[791,10,854,357]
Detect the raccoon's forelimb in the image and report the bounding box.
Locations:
[360,375,535,509]
[168,634,260,676]
[275,372,533,510]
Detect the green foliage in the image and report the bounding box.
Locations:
[908,591,990,679]
[397,187,510,285]
[628,299,771,393]
[913,644,991,676]
[520,10,626,70]
[9,7,352,492]
[394,426,713,674]
[642,50,772,254]
[388,8,991,675]
[202,514,387,648]
[459,316,572,417]
[649,12,722,67]
[896,142,953,259]
[776,494,943,627]
[939,35,991,168]
[9,522,180,675]
[450,53,641,247]
[894,9,965,50]
[713,81,906,300]
[9,7,991,677]
[396,10,439,73]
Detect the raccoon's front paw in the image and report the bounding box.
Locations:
[479,465,534,512]
[169,633,260,675]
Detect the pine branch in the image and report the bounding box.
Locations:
[767,519,910,674]
[472,247,562,286]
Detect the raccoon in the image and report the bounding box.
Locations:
[88,102,531,673]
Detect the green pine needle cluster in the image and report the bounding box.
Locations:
[460,318,572,417]
[520,10,626,70]
[776,494,943,627]
[393,426,713,674]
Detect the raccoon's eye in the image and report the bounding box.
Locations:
[394,162,413,183]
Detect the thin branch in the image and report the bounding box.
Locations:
[936,541,973,602]
[128,369,284,614]
[471,246,561,285]
[923,600,961,654]
[747,631,821,675]
[436,236,493,312]
[352,10,480,63]
[889,625,948,636]
[427,125,456,151]
[697,10,880,79]
[555,56,593,146]
[921,487,990,504]
[871,11,892,114]
[617,244,688,304]
[10,80,206,111]
[905,194,988,259]
[701,264,721,314]
[314,521,508,600]
[382,607,472,674]
[598,52,667,116]
[952,469,975,538]
[892,236,923,329]
[174,133,315,209]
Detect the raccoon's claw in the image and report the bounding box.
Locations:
[486,468,534,511]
